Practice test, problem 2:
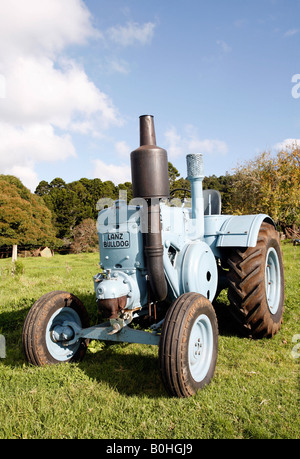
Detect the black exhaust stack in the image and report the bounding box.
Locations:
[130,115,169,302]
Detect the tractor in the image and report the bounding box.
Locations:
[22,115,284,397]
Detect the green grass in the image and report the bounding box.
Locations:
[0,244,299,439]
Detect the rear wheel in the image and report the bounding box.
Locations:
[22,291,89,366]
[226,222,284,338]
[159,293,218,397]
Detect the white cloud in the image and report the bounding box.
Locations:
[234,19,246,28]
[188,138,228,155]
[284,29,299,38]
[104,58,131,75]
[164,125,228,159]
[0,74,6,99]
[115,141,131,158]
[273,139,300,150]
[164,127,183,158]
[216,40,232,54]
[0,0,120,191]
[97,21,156,74]
[6,164,40,192]
[107,21,156,46]
[0,123,76,166]
[1,57,119,130]
[0,123,76,190]
[0,0,98,61]
[93,159,131,185]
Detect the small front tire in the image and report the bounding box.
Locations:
[22,291,90,366]
[159,293,218,398]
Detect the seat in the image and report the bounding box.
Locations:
[203,189,222,215]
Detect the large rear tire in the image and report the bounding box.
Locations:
[22,291,90,366]
[226,222,284,338]
[159,293,218,397]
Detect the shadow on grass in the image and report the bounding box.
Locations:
[212,297,243,337]
[0,290,243,398]
[81,345,166,397]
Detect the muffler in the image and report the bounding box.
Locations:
[130,115,169,302]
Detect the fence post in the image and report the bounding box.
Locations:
[12,244,17,263]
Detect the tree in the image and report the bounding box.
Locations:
[168,162,180,189]
[32,162,236,243]
[116,182,133,203]
[35,180,51,196]
[35,178,93,239]
[227,146,300,229]
[70,218,98,253]
[0,175,57,246]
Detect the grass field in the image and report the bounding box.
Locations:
[0,242,299,439]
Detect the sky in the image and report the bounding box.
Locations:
[0,0,299,192]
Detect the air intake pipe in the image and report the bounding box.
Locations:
[130,115,169,302]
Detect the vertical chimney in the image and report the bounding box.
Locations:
[131,115,169,200]
[130,115,169,302]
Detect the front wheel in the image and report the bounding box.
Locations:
[159,293,218,398]
[22,291,90,366]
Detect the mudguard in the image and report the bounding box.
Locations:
[216,214,275,248]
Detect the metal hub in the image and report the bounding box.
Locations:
[182,241,218,301]
[46,307,82,361]
[51,324,74,343]
[193,338,203,359]
[188,313,213,382]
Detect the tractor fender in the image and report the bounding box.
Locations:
[216,214,276,248]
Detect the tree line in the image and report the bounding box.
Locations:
[35,177,133,240]
[0,146,299,252]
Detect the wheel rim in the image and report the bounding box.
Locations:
[46,307,82,361]
[188,313,214,382]
[265,247,281,315]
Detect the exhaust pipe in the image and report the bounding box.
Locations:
[186,153,204,238]
[130,115,169,302]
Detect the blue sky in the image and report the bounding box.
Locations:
[0,0,299,191]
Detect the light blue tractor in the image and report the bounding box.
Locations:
[22,115,284,397]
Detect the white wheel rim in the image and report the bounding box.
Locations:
[188,313,214,382]
[265,247,281,315]
[46,307,81,361]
